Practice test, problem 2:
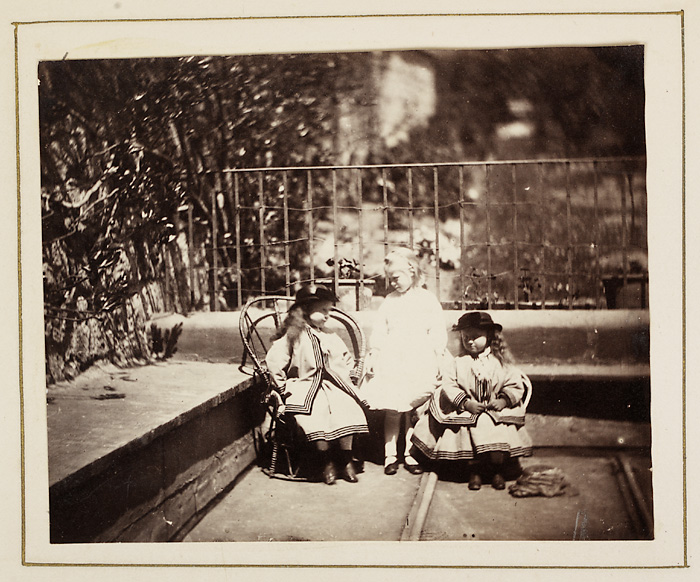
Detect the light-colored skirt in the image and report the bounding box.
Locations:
[360,342,440,413]
[411,412,532,460]
[292,381,369,442]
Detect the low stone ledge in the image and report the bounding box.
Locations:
[48,363,265,543]
[522,363,650,382]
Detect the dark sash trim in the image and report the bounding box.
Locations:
[324,367,369,409]
[412,437,532,460]
[284,327,369,414]
[305,424,370,442]
[429,398,477,426]
[474,443,533,457]
[311,327,369,408]
[284,328,324,415]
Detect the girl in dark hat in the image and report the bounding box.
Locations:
[265,285,369,485]
[410,312,532,490]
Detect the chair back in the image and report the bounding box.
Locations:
[521,372,533,409]
[239,295,367,385]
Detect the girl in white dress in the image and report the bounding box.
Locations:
[361,248,447,475]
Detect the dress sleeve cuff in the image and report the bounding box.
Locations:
[500,390,517,407]
[453,391,468,409]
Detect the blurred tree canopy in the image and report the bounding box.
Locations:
[387,46,645,164]
[380,46,645,229]
[40,53,358,319]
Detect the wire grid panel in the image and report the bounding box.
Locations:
[201,157,646,310]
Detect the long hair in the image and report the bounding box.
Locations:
[489,329,513,366]
[384,247,425,288]
[271,304,307,346]
[459,327,513,366]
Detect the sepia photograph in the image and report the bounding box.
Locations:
[4,1,692,574]
[41,46,652,545]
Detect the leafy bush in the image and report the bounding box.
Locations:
[149,322,183,361]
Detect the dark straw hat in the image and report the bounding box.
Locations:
[292,284,338,309]
[453,311,502,332]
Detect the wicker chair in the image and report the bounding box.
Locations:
[239,295,366,480]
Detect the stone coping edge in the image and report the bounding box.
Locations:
[49,375,257,497]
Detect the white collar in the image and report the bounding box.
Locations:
[470,347,492,360]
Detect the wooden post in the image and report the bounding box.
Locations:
[332,170,339,300]
[593,162,601,308]
[458,166,466,310]
[382,168,389,259]
[211,188,218,312]
[234,174,242,309]
[485,165,492,309]
[258,172,266,296]
[512,164,519,309]
[408,168,414,251]
[283,171,291,296]
[433,167,441,303]
[307,170,315,283]
[538,163,546,309]
[565,162,573,310]
[620,172,629,308]
[357,170,364,310]
[187,202,195,310]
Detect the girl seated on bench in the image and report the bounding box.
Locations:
[411,312,532,490]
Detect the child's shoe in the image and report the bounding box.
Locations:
[323,461,337,485]
[384,456,400,475]
[404,456,424,475]
[341,461,358,483]
[468,473,482,490]
[492,473,506,490]
[340,450,358,483]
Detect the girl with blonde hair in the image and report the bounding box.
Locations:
[361,248,447,475]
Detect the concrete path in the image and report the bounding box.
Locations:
[183,449,652,543]
[183,461,423,542]
[421,451,651,541]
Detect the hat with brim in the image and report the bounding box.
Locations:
[291,284,338,310]
[453,311,503,332]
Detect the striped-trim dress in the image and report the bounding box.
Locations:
[411,349,533,460]
[265,326,369,442]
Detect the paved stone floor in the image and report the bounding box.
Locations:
[421,451,651,541]
[183,460,422,542]
[183,448,652,543]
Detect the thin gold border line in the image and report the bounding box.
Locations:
[681,8,688,570]
[10,10,685,27]
[14,21,27,568]
[15,10,685,570]
[18,563,693,570]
